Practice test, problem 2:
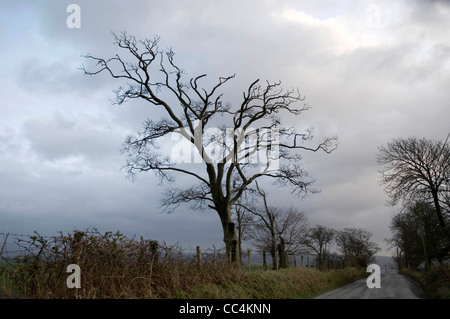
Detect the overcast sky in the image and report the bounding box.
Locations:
[1,0,449,256]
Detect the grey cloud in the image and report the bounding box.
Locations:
[16,57,117,96]
[0,124,19,156]
[0,154,221,246]
[23,112,124,161]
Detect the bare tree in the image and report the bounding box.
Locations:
[336,228,380,265]
[233,201,255,264]
[377,136,450,230]
[301,225,335,268]
[241,183,308,269]
[275,206,309,268]
[81,32,337,263]
[240,184,279,269]
[388,201,449,270]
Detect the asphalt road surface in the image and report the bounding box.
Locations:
[314,270,424,299]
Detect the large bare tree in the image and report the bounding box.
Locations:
[81,32,337,263]
[377,136,450,229]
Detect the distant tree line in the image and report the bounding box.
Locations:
[233,184,380,270]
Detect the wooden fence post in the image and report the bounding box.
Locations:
[72,231,84,265]
[293,254,297,267]
[262,251,267,270]
[0,233,9,260]
[247,248,251,273]
[301,255,304,267]
[196,246,202,268]
[71,231,84,299]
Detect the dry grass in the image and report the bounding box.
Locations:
[0,229,367,299]
[185,266,366,299]
[400,263,450,299]
[0,229,242,299]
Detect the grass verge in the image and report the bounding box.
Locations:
[399,263,450,299]
[174,266,366,299]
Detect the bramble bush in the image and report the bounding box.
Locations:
[0,229,241,298]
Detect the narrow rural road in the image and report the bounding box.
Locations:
[314,270,424,299]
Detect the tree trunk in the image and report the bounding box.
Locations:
[219,205,240,264]
[317,252,323,269]
[278,237,287,268]
[271,230,279,270]
[416,204,431,272]
[262,250,267,270]
[237,208,243,264]
[431,188,446,228]
[404,244,409,270]
[317,244,324,268]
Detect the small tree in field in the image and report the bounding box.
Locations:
[81,32,337,263]
[233,202,255,264]
[335,228,380,266]
[301,225,335,268]
[241,183,308,269]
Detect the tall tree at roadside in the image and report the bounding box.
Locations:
[377,136,450,230]
[389,201,449,269]
[82,32,337,263]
